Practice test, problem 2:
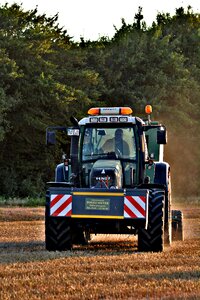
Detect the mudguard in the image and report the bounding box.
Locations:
[154,162,170,191]
[55,163,65,182]
[55,163,71,182]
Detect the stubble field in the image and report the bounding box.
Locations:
[0,204,199,300]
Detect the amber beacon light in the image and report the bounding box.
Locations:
[87,108,100,115]
[145,105,152,114]
[120,107,133,115]
[88,107,133,116]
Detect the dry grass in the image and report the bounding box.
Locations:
[0,206,199,300]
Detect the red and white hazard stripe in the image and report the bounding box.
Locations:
[50,194,72,217]
[124,196,146,218]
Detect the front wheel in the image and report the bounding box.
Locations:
[45,216,72,251]
[138,189,165,252]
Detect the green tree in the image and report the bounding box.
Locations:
[0,3,102,196]
[0,3,199,198]
[84,7,200,196]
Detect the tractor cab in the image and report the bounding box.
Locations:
[46,106,167,188]
[78,107,140,189]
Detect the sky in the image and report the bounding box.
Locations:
[1,0,199,41]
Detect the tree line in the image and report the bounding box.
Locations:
[0,3,199,197]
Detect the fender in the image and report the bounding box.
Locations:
[55,163,69,182]
[154,162,171,231]
[154,162,170,192]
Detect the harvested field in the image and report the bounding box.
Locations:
[0,205,199,299]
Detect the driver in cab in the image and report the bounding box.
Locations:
[101,128,130,157]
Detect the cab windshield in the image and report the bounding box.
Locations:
[82,126,136,162]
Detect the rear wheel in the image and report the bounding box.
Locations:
[172,210,184,241]
[45,216,72,251]
[138,189,165,252]
[154,165,172,246]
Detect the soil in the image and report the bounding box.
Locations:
[0,205,199,299]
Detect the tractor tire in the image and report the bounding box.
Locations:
[45,216,72,251]
[72,228,91,246]
[138,189,165,252]
[172,210,184,241]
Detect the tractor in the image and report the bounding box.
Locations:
[45,106,183,252]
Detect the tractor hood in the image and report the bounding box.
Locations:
[90,159,123,189]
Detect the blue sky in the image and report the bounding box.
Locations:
[1,0,199,41]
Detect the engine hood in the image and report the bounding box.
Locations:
[90,159,123,189]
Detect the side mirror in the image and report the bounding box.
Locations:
[157,128,167,144]
[46,131,56,145]
[46,126,68,146]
